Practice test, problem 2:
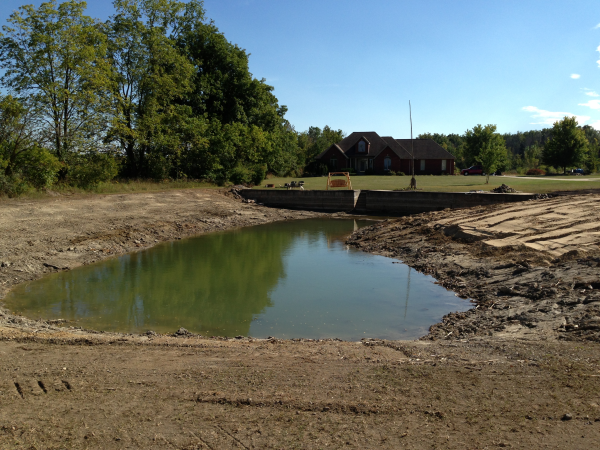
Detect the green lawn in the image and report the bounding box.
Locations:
[259,174,600,194]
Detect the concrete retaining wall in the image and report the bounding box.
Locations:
[240,189,537,214]
[240,189,360,212]
[356,190,536,214]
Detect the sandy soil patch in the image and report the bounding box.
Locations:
[1,190,600,448]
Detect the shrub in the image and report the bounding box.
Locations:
[339,167,356,175]
[20,146,62,190]
[0,173,30,197]
[229,165,251,185]
[387,170,396,176]
[396,171,405,176]
[69,153,119,189]
[250,164,267,185]
[526,168,546,176]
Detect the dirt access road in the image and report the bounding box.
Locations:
[1,190,600,449]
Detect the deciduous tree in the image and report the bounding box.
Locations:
[543,116,588,174]
[0,0,111,161]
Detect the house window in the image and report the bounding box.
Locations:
[369,159,373,169]
[358,141,365,153]
[420,160,426,171]
[330,158,337,169]
[441,159,447,171]
[384,157,392,171]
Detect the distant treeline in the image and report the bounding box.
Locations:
[419,124,600,173]
[1,1,598,198]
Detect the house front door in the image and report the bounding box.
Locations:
[359,160,367,173]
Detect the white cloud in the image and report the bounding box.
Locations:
[522,106,590,126]
[596,23,600,29]
[579,99,600,109]
[571,73,581,79]
[588,120,600,130]
[585,91,599,97]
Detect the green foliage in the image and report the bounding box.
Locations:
[298,126,345,172]
[0,172,30,197]
[585,136,600,173]
[543,116,588,174]
[0,95,61,191]
[20,146,62,189]
[68,152,119,189]
[0,0,112,161]
[523,144,542,169]
[462,124,508,183]
[463,124,507,168]
[229,164,251,185]
[250,164,267,186]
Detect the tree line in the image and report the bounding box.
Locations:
[0,0,344,196]
[1,1,597,197]
[419,118,599,180]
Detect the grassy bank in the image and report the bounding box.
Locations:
[259,174,600,194]
[0,179,220,201]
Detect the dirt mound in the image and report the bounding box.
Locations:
[491,183,518,193]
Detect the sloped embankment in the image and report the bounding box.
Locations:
[347,194,600,342]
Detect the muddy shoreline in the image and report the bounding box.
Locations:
[0,188,329,335]
[347,193,600,343]
[2,190,600,448]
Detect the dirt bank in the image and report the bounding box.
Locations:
[1,190,600,448]
[0,188,322,304]
[347,193,600,342]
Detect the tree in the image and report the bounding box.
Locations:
[106,0,201,178]
[298,125,344,172]
[463,124,507,183]
[463,124,506,167]
[543,116,588,174]
[0,95,61,195]
[177,14,297,179]
[523,144,542,169]
[0,0,112,162]
[478,141,506,184]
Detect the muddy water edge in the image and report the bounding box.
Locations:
[347,207,600,343]
[2,190,600,449]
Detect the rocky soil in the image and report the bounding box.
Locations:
[1,190,600,448]
[347,193,600,343]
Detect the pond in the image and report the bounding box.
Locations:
[3,219,470,340]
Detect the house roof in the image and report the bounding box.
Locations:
[381,137,412,158]
[316,134,455,160]
[338,132,389,157]
[395,139,455,159]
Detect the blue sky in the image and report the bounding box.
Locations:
[2,0,600,136]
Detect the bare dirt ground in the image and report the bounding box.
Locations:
[1,190,600,449]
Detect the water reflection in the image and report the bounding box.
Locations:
[4,219,470,340]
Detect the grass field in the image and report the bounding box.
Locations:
[259,174,600,194]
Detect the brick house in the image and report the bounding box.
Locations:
[316,132,455,175]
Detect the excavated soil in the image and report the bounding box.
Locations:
[1,190,600,448]
[347,193,600,343]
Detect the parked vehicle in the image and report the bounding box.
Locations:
[573,168,584,175]
[461,165,483,175]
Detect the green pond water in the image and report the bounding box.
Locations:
[4,219,470,340]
